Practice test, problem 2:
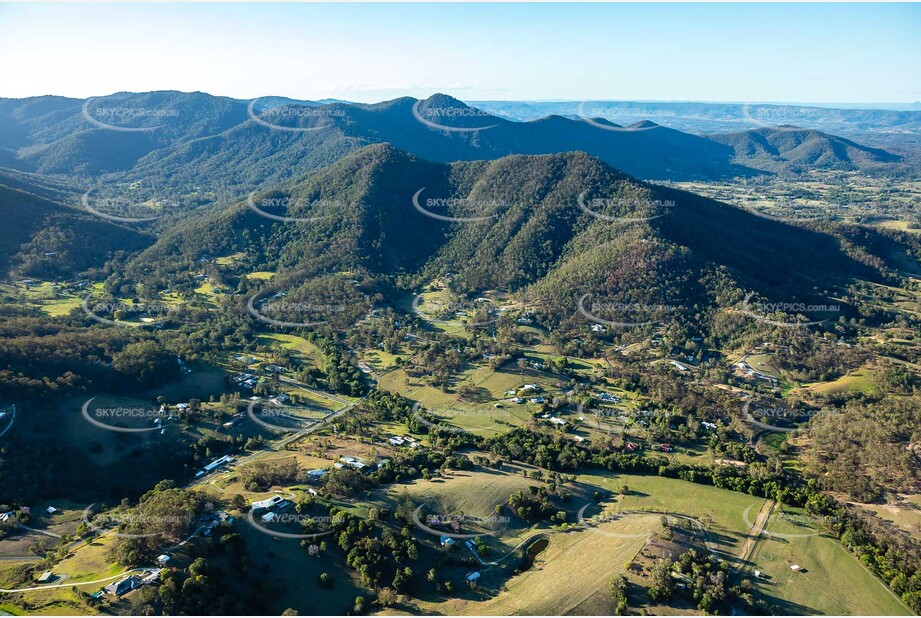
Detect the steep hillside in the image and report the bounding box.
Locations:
[121,145,899,329]
[0,174,152,278]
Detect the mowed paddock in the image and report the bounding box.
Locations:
[749,515,912,616]
[431,515,658,616]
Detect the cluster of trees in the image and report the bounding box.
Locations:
[106,482,204,566]
[506,486,567,523]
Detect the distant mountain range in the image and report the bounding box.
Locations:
[468,100,921,150]
[0,92,908,206]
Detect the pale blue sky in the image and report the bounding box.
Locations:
[1,3,919,103]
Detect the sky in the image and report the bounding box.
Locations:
[1,3,919,104]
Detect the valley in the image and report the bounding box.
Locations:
[0,87,919,617]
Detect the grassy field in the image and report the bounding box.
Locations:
[245,271,275,280]
[378,363,566,437]
[439,516,656,616]
[802,366,883,397]
[748,510,911,615]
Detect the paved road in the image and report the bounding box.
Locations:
[0,570,143,594]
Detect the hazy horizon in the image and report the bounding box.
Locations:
[2,3,919,104]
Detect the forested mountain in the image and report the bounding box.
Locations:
[708,126,903,173]
[0,171,153,277]
[120,143,914,328]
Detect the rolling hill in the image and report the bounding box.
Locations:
[708,126,903,173]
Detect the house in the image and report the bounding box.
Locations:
[142,571,160,585]
[388,436,405,446]
[306,468,327,482]
[261,512,277,523]
[548,416,566,426]
[511,397,525,404]
[339,456,367,472]
[157,554,171,566]
[46,506,59,514]
[263,364,287,374]
[202,455,235,473]
[270,393,291,405]
[701,421,717,430]
[36,571,53,583]
[104,575,143,596]
[0,511,14,522]
[520,384,538,392]
[252,495,285,510]
[625,442,638,452]
[669,360,689,372]
[529,397,545,404]
[439,535,456,547]
[659,443,673,453]
[465,571,481,582]
[590,324,606,333]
